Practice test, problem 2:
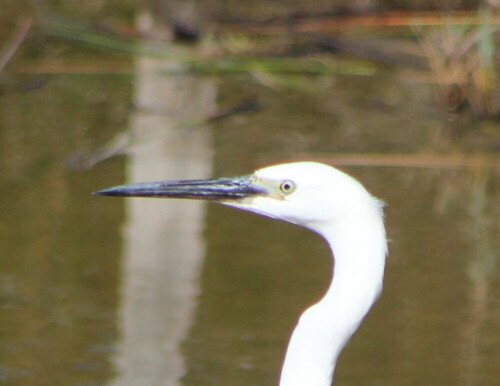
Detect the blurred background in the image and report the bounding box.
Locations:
[0,0,499,385]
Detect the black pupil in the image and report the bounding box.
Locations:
[283,183,291,191]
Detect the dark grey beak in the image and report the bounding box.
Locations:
[93,175,266,201]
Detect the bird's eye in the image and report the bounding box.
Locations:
[279,180,296,195]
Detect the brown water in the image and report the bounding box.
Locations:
[1,2,499,386]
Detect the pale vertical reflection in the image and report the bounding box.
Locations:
[459,169,497,386]
[109,12,216,386]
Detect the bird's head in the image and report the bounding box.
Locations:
[94,162,382,231]
[225,162,382,228]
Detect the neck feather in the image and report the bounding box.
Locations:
[279,205,387,386]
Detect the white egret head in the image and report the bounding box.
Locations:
[94,161,382,233]
[223,162,383,231]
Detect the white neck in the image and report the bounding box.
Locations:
[279,206,387,386]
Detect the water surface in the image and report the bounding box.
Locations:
[0,3,499,385]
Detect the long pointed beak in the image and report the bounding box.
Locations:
[93,175,266,201]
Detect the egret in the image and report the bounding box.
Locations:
[94,161,387,386]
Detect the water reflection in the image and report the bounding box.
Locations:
[109,9,216,386]
[0,10,498,386]
[458,168,497,386]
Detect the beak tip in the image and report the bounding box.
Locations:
[92,188,119,197]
